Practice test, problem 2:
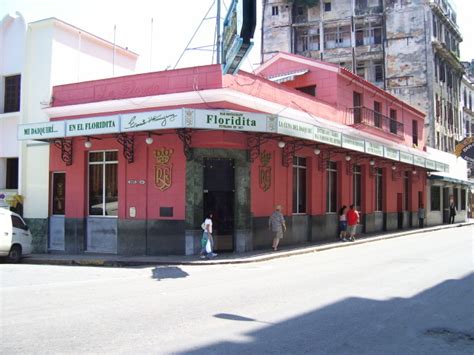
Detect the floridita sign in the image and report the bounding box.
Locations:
[17,107,448,172]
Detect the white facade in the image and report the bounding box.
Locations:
[0,13,138,216]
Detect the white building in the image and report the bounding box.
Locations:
[0,13,138,250]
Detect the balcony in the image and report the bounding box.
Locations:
[346,106,404,138]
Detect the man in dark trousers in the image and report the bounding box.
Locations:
[449,199,457,224]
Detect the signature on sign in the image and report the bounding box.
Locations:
[127,113,177,129]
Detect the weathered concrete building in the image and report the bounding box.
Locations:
[262,0,464,153]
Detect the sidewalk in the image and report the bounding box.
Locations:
[21,221,474,267]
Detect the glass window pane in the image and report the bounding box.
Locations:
[293,167,298,213]
[52,173,66,215]
[330,171,337,212]
[89,152,103,162]
[299,168,306,213]
[106,151,118,162]
[105,164,118,216]
[89,164,103,215]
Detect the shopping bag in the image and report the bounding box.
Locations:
[205,238,212,253]
[201,222,206,230]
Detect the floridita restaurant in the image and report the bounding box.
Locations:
[18,53,451,256]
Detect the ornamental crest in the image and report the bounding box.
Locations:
[259,151,272,192]
[154,147,174,191]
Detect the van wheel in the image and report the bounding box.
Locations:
[8,245,21,263]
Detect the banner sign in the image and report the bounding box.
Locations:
[425,159,436,170]
[365,141,384,157]
[18,121,65,140]
[277,117,314,140]
[455,136,474,163]
[121,109,183,132]
[66,115,120,137]
[342,135,365,152]
[413,155,426,167]
[189,109,271,133]
[399,152,414,165]
[314,127,342,147]
[383,147,400,161]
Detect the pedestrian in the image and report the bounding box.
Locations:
[200,212,216,259]
[338,205,348,241]
[418,203,426,228]
[449,199,457,224]
[346,204,359,242]
[269,205,286,251]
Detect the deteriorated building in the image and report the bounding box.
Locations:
[262,0,464,152]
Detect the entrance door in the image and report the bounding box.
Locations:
[442,187,450,223]
[203,158,234,252]
[49,172,65,251]
[397,193,403,229]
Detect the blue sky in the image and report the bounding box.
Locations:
[1,0,473,74]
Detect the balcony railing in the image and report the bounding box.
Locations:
[347,106,404,137]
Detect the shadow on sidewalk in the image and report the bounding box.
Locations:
[151,266,189,281]
[178,273,474,354]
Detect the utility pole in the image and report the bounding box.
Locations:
[216,0,221,64]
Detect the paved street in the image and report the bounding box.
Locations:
[1,226,473,354]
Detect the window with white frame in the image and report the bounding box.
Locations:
[4,75,21,113]
[293,157,307,214]
[88,151,118,216]
[353,165,362,211]
[326,161,337,213]
[324,25,351,49]
[375,168,383,211]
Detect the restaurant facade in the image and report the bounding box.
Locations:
[18,53,452,255]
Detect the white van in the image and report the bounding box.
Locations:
[0,208,33,262]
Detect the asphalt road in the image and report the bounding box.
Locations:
[1,226,473,354]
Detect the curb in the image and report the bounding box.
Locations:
[22,222,474,267]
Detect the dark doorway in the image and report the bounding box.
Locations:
[442,187,450,223]
[397,193,403,229]
[203,158,235,252]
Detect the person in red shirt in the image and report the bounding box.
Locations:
[346,204,360,242]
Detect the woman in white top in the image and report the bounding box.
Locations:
[200,213,215,259]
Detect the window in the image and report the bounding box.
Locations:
[6,158,18,189]
[324,26,351,49]
[353,92,362,123]
[296,85,316,97]
[4,75,21,113]
[461,189,466,210]
[353,165,362,211]
[430,186,440,211]
[404,171,409,210]
[326,161,337,213]
[51,172,66,215]
[88,151,118,216]
[375,168,383,211]
[412,120,418,146]
[389,109,397,134]
[272,6,279,16]
[11,215,27,230]
[296,28,320,52]
[432,14,437,36]
[355,22,382,46]
[292,157,307,214]
[374,101,382,128]
[453,188,458,210]
[324,2,331,11]
[374,62,383,82]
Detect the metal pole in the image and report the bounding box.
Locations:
[150,18,153,71]
[113,25,116,77]
[216,0,221,64]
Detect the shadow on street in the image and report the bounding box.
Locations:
[180,273,474,354]
[151,266,189,281]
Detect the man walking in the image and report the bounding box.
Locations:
[346,205,359,242]
[269,205,286,251]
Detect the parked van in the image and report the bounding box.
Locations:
[0,208,32,262]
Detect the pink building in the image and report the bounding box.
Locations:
[19,52,448,255]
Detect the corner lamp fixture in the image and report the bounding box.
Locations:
[278,141,286,149]
[392,164,397,170]
[84,137,92,149]
[145,132,154,145]
[412,168,417,175]
[313,148,321,155]
[369,159,375,166]
[345,154,351,161]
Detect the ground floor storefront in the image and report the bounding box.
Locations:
[17,108,452,255]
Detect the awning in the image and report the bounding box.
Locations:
[428,173,474,187]
[266,69,309,84]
